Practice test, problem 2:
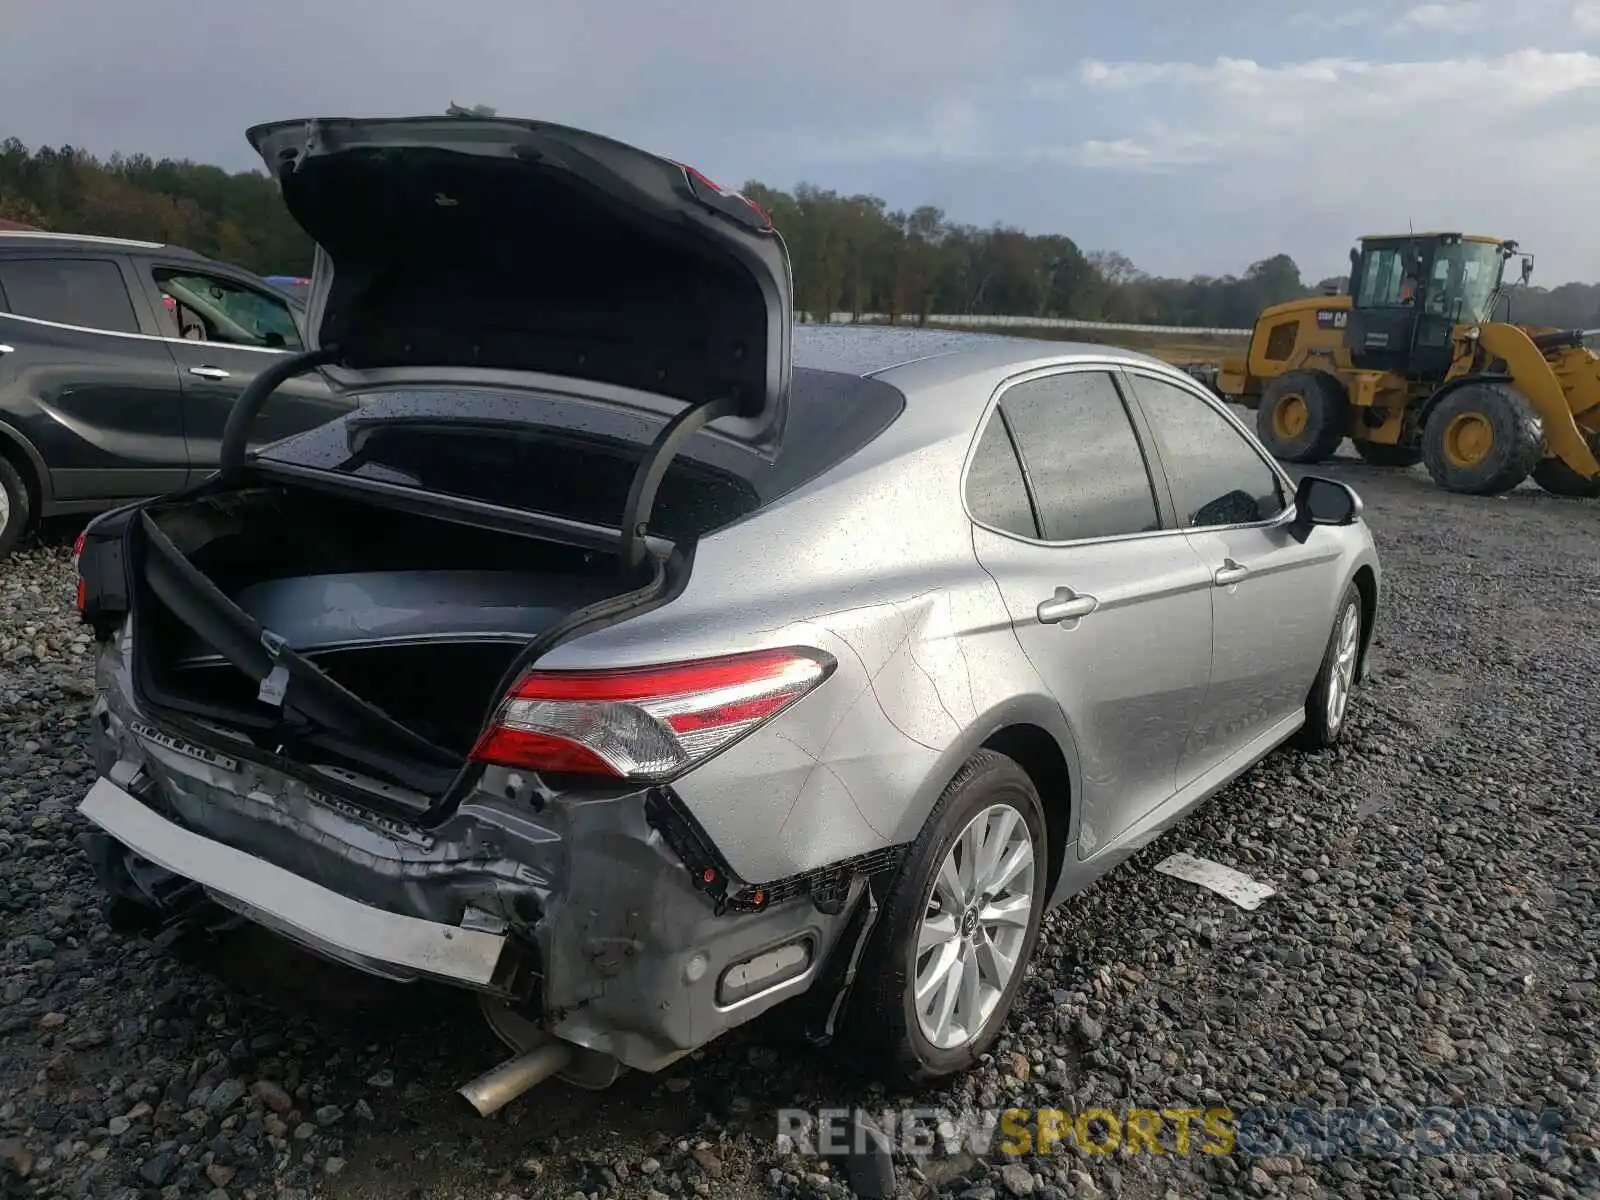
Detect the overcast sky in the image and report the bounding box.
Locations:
[5,0,1600,284]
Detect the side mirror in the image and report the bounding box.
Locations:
[1348,247,1360,274]
[1288,475,1362,543]
[1520,256,1533,286]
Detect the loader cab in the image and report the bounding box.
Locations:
[1344,233,1508,380]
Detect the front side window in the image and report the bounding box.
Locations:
[1127,374,1287,528]
[154,269,304,350]
[0,257,140,334]
[996,370,1160,542]
[1425,241,1502,324]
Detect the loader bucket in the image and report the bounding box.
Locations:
[1477,323,1600,481]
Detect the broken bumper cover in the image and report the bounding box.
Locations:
[86,631,879,1073]
[78,776,511,989]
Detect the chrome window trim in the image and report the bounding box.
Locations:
[961,357,1302,550]
[0,308,292,355]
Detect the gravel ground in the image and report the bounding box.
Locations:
[2,456,1597,1200]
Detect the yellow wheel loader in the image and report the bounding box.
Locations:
[1214,232,1600,497]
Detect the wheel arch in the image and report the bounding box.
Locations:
[0,416,51,519]
[1265,364,1348,397]
[897,694,1081,901]
[1351,563,1379,684]
[980,723,1073,897]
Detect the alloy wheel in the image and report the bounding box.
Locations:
[1326,601,1361,732]
[913,802,1036,1050]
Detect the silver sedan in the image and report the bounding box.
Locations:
[73,114,1380,1111]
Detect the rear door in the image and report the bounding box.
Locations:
[0,254,188,502]
[966,365,1214,858]
[1122,368,1340,777]
[127,259,350,480]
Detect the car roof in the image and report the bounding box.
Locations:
[791,324,1212,446]
[0,230,206,259]
[791,323,1176,381]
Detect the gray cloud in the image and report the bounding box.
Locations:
[6,0,1600,281]
[0,0,1018,177]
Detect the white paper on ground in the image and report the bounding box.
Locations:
[1154,852,1276,911]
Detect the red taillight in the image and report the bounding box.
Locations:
[72,532,87,612]
[470,647,834,780]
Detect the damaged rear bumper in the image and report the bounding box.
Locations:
[79,776,512,988]
[83,631,872,1077]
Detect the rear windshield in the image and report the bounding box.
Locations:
[258,367,904,543]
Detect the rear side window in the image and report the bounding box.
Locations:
[1126,373,1287,528]
[997,370,1160,542]
[0,258,140,334]
[965,414,1038,538]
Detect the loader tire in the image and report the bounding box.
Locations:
[1530,432,1600,498]
[1256,370,1349,463]
[1422,382,1544,496]
[1353,441,1423,469]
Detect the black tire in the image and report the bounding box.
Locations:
[0,455,30,561]
[1353,441,1423,469]
[1531,431,1600,498]
[1421,382,1544,495]
[101,893,163,936]
[1255,370,1350,463]
[843,750,1048,1086]
[1294,582,1363,751]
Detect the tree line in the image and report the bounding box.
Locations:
[4,137,1600,330]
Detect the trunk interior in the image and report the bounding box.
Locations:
[131,483,629,787]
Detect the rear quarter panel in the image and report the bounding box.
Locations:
[538,409,1066,885]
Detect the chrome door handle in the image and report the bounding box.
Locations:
[1037,586,1098,624]
[189,366,231,380]
[1213,558,1250,587]
[0,344,14,355]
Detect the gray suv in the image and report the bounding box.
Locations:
[73,114,1380,1113]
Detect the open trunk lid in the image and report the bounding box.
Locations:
[246,115,795,454]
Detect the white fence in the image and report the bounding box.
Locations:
[802,312,1252,338]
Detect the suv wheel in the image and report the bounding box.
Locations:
[845,750,1048,1084]
[0,457,30,560]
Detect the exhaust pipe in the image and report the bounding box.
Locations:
[458,1040,575,1117]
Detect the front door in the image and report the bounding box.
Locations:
[965,366,1214,859]
[1122,369,1341,778]
[134,263,349,479]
